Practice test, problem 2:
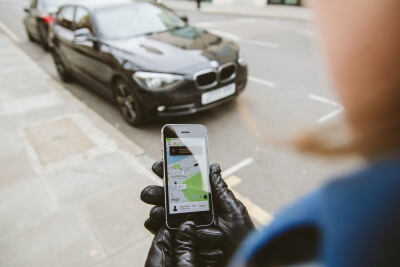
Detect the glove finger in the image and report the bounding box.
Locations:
[141,185,164,206]
[210,163,246,214]
[151,161,164,179]
[145,227,174,267]
[198,249,224,264]
[175,221,198,267]
[196,227,224,248]
[149,205,166,225]
[144,218,159,235]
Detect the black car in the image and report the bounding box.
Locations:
[23,0,72,50]
[51,0,248,126]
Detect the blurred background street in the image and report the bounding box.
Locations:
[0,0,361,266]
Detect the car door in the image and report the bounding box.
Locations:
[72,7,116,97]
[54,6,76,70]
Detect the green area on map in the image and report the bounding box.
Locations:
[173,164,182,170]
[182,173,208,202]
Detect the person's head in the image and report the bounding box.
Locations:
[299,0,400,157]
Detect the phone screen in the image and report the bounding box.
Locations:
[165,137,210,215]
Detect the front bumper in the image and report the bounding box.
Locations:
[135,65,248,118]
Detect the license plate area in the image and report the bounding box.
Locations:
[201,83,236,105]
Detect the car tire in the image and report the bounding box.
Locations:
[114,79,144,127]
[52,51,73,83]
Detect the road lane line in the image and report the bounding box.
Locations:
[240,39,280,48]
[308,94,344,123]
[207,29,279,49]
[221,157,254,178]
[308,94,341,107]
[248,76,275,88]
[208,29,240,41]
[225,175,274,226]
[317,107,344,123]
[0,20,20,43]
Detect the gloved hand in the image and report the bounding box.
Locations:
[141,161,256,264]
[145,221,198,267]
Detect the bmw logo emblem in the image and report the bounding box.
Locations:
[210,60,219,68]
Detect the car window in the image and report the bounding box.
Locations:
[95,2,186,39]
[57,6,75,30]
[75,7,92,33]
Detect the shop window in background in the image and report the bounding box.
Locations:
[268,0,300,6]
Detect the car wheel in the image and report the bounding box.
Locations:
[114,79,144,127]
[53,51,73,83]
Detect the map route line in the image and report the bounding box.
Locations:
[225,175,274,226]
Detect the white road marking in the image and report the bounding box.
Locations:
[225,175,274,226]
[248,76,275,88]
[308,94,344,123]
[308,94,341,107]
[221,157,254,178]
[0,20,20,43]
[208,29,279,48]
[240,39,280,48]
[208,29,240,41]
[317,107,344,123]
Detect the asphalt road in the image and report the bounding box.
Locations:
[0,0,360,219]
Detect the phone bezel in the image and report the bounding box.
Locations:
[162,124,214,229]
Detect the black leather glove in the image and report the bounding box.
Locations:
[145,221,198,267]
[141,161,256,264]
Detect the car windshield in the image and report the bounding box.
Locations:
[42,0,70,9]
[94,3,186,39]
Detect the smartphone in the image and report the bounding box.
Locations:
[162,124,214,229]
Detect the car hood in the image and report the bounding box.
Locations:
[103,27,239,75]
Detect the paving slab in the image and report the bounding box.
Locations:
[0,178,54,238]
[0,150,35,188]
[0,209,105,267]
[41,151,138,207]
[93,237,153,267]
[82,179,152,254]
[25,117,95,164]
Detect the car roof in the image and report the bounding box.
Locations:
[65,0,153,11]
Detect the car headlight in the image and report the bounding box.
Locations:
[238,49,246,66]
[133,72,184,92]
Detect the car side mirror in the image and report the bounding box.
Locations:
[180,15,188,24]
[24,7,31,13]
[74,28,95,42]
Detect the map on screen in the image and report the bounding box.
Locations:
[166,138,210,214]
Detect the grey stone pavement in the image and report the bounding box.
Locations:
[162,0,313,21]
[0,31,162,266]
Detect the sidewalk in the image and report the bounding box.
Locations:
[162,0,313,22]
[0,31,161,266]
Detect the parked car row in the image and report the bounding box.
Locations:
[23,0,248,127]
